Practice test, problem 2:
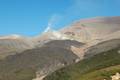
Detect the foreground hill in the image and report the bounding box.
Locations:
[0,40,83,80]
[44,44,120,80]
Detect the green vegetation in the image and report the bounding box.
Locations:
[44,46,120,80]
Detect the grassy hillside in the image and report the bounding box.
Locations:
[44,46,120,80]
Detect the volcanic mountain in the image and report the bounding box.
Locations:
[44,17,120,80]
[0,16,120,80]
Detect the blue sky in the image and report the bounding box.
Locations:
[0,0,120,36]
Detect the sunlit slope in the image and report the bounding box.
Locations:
[61,17,120,42]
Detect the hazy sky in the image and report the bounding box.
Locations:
[0,0,120,36]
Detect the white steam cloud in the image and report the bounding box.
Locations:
[44,14,62,33]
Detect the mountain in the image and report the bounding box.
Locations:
[61,16,120,43]
[0,28,71,59]
[0,35,34,59]
[0,30,70,59]
[43,17,120,80]
[44,44,120,80]
[1,17,120,59]
[0,16,120,80]
[0,40,83,80]
[59,16,120,59]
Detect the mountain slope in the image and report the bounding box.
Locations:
[44,45,120,80]
[61,17,120,42]
[0,40,83,80]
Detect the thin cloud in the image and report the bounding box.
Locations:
[44,14,63,32]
